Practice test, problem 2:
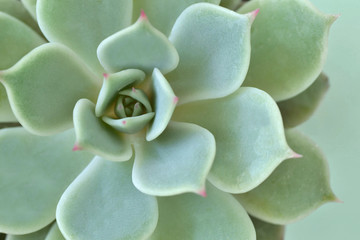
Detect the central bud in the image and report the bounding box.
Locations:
[114,88,152,119]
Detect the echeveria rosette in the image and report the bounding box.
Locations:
[0,0,338,240]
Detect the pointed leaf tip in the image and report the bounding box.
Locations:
[173,96,179,104]
[197,189,207,198]
[291,152,303,159]
[72,144,82,151]
[334,197,344,204]
[103,73,109,78]
[140,9,147,20]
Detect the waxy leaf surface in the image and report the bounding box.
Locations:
[149,183,256,240]
[167,3,253,104]
[6,225,51,240]
[57,157,158,240]
[239,0,335,101]
[21,0,37,20]
[0,128,92,234]
[174,87,294,193]
[37,0,133,76]
[235,129,337,224]
[0,43,100,135]
[133,122,215,196]
[73,99,132,162]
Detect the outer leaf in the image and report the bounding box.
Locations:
[97,15,179,75]
[167,3,253,105]
[133,121,215,196]
[174,87,295,193]
[235,129,337,224]
[6,225,51,240]
[0,12,45,122]
[132,0,220,36]
[0,0,41,34]
[21,0,37,20]
[146,68,177,141]
[251,217,285,240]
[278,73,329,128]
[148,183,256,240]
[37,0,133,76]
[57,157,158,240]
[0,43,100,136]
[0,128,92,234]
[238,0,336,101]
[44,223,65,240]
[73,99,132,162]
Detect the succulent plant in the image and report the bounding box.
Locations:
[0,0,339,239]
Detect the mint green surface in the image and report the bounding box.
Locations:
[73,99,132,162]
[0,43,100,135]
[57,157,158,240]
[278,73,329,128]
[103,112,154,134]
[97,15,178,74]
[149,183,256,240]
[0,128,92,234]
[251,217,284,240]
[44,223,65,240]
[0,12,44,122]
[239,0,335,101]
[235,130,336,224]
[287,0,360,239]
[95,69,145,117]
[132,0,220,36]
[21,0,37,19]
[133,121,215,196]
[174,87,293,194]
[146,69,177,141]
[37,0,132,76]
[6,225,50,240]
[167,3,252,105]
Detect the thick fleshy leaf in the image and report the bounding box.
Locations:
[95,69,145,117]
[44,223,65,240]
[235,129,337,224]
[146,68,177,141]
[6,225,51,240]
[167,3,253,105]
[174,87,295,193]
[278,73,329,128]
[97,14,179,74]
[251,217,285,240]
[133,121,215,196]
[132,0,220,36]
[0,0,41,34]
[21,0,37,20]
[57,157,158,240]
[0,12,45,122]
[73,99,132,161]
[37,0,133,76]
[238,0,336,101]
[0,128,92,234]
[0,43,100,135]
[149,183,256,240]
[102,112,155,134]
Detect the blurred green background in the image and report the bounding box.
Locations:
[286,0,360,239]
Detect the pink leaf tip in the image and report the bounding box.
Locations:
[249,8,260,23]
[132,87,136,93]
[140,9,147,20]
[334,197,344,203]
[72,143,82,151]
[292,152,303,159]
[173,96,179,104]
[197,188,207,197]
[122,120,127,125]
[103,73,109,79]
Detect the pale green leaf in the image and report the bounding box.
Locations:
[251,217,285,240]
[0,128,92,234]
[6,225,51,240]
[73,99,132,162]
[148,183,255,240]
[133,121,215,196]
[95,69,145,117]
[0,85,16,122]
[97,15,178,74]
[44,223,65,240]
[21,0,37,20]
[167,3,253,105]
[239,0,336,101]
[0,43,100,135]
[37,0,133,76]
[235,129,337,224]
[57,157,158,240]
[132,0,220,36]
[102,112,155,134]
[174,87,295,194]
[278,72,329,128]
[146,68,177,141]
